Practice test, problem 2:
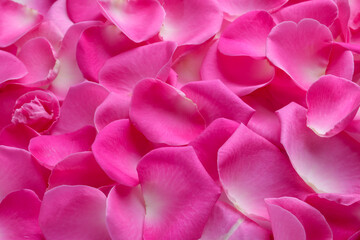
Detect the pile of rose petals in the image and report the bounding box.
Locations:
[2,0,360,239]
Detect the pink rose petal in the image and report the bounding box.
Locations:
[0,50,27,85]
[0,124,39,149]
[217,0,288,16]
[325,45,354,80]
[66,0,103,23]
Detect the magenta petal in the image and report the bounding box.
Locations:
[219,11,275,58]
[44,0,73,35]
[92,119,153,186]
[218,124,312,223]
[29,126,97,169]
[137,146,220,240]
[266,197,332,240]
[277,103,360,193]
[181,80,255,125]
[106,185,145,240]
[66,0,103,23]
[0,0,43,47]
[266,19,333,90]
[39,185,111,240]
[98,0,164,42]
[51,81,108,134]
[0,50,27,84]
[272,0,338,26]
[325,45,354,80]
[306,75,360,137]
[49,151,114,189]
[160,0,222,46]
[0,124,39,149]
[130,78,206,145]
[201,41,275,96]
[218,0,288,16]
[0,190,42,240]
[0,145,46,201]
[99,41,176,94]
[17,37,58,86]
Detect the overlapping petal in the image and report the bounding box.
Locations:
[0,50,27,85]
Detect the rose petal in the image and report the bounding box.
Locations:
[0,50,27,84]
[219,10,275,58]
[277,102,360,193]
[306,75,360,137]
[39,185,111,240]
[266,19,333,90]
[97,0,164,42]
[325,45,354,80]
[44,0,73,35]
[217,0,288,16]
[0,124,39,149]
[92,119,153,186]
[49,151,114,189]
[29,125,97,169]
[66,0,103,23]
[266,197,332,240]
[0,190,42,240]
[129,78,206,145]
[137,146,220,240]
[218,124,312,223]
[106,185,145,240]
[99,41,176,94]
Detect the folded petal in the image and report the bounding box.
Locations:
[181,80,254,125]
[97,0,164,42]
[106,185,145,240]
[272,0,338,26]
[0,50,27,84]
[130,78,205,145]
[160,0,222,46]
[217,0,288,16]
[17,37,58,86]
[99,41,176,94]
[39,185,111,240]
[266,197,332,240]
[325,45,354,80]
[0,0,43,47]
[219,11,275,58]
[0,124,39,149]
[218,124,312,223]
[29,125,97,169]
[0,145,46,201]
[137,146,220,240]
[266,19,333,90]
[0,190,42,240]
[51,81,108,134]
[92,119,153,186]
[49,151,114,189]
[306,75,360,137]
[202,41,275,96]
[277,102,360,193]
[66,0,103,23]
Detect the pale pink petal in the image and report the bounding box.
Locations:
[20,0,54,14]
[332,0,351,42]
[200,200,271,240]
[0,50,27,84]
[190,118,239,183]
[137,146,220,240]
[277,102,360,193]
[99,41,176,94]
[306,193,360,239]
[0,0,43,47]
[272,0,338,26]
[17,37,58,86]
[0,124,39,149]
[0,145,46,201]
[219,11,275,58]
[51,81,108,134]
[181,80,255,125]
[160,0,222,46]
[49,151,114,189]
[39,185,111,240]
[94,92,130,131]
[77,24,140,82]
[266,19,333,90]
[106,185,145,240]
[217,0,288,16]
[97,0,164,42]
[130,78,206,145]
[0,190,42,240]
[306,75,360,137]
[66,0,103,23]
[92,119,153,186]
[45,0,73,35]
[218,124,313,223]
[325,45,354,80]
[201,41,275,96]
[266,197,332,240]
[29,126,97,169]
